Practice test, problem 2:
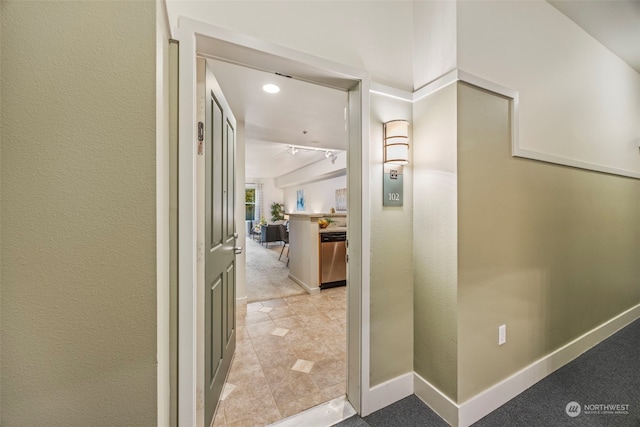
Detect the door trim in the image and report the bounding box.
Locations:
[176,19,371,426]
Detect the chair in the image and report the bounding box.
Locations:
[260,224,280,247]
[278,224,289,266]
[246,220,260,241]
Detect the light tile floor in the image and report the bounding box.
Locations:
[213,286,347,427]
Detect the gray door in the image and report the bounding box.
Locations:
[203,60,237,427]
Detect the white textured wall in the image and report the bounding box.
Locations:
[166,0,414,91]
[282,174,347,215]
[1,2,157,425]
[457,0,640,176]
[412,0,457,90]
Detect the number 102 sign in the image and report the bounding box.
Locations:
[383,166,403,206]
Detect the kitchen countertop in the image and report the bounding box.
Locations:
[286,212,346,218]
[319,227,347,233]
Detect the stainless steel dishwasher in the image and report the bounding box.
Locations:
[320,231,347,288]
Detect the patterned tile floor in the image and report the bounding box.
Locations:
[213,286,347,427]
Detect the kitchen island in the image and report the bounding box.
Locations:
[286,213,346,294]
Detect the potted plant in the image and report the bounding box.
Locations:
[270,202,285,222]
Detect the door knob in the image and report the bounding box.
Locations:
[234,246,243,255]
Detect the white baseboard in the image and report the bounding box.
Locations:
[363,372,413,416]
[288,273,320,295]
[413,373,459,426]
[414,304,640,427]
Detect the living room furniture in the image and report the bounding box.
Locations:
[246,220,261,241]
[278,224,289,266]
[260,224,281,247]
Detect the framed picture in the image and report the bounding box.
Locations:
[296,189,305,211]
[335,188,347,211]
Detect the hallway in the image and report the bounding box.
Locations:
[244,236,305,302]
[214,285,347,426]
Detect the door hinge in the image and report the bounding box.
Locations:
[196,389,204,410]
[197,121,204,155]
[197,240,204,263]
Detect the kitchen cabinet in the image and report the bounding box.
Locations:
[286,213,346,294]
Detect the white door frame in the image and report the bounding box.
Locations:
[176,18,371,426]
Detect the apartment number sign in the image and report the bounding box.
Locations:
[383,165,403,206]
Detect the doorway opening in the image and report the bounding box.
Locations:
[177,20,369,427]
[203,55,350,425]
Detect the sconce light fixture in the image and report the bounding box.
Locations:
[382,120,409,207]
[383,120,410,165]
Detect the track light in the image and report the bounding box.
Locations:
[286,145,340,163]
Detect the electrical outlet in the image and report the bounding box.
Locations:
[498,324,506,345]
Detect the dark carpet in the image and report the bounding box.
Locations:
[335,318,640,426]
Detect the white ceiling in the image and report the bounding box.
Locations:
[548,0,640,74]
[207,59,348,179]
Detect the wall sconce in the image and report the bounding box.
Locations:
[383,120,410,165]
[383,120,409,207]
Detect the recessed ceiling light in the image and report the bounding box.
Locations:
[262,84,280,94]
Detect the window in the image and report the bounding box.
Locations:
[245,185,256,221]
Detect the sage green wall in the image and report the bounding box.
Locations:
[0,10,3,422]
[457,82,640,401]
[412,83,459,400]
[1,2,158,425]
[369,93,414,386]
